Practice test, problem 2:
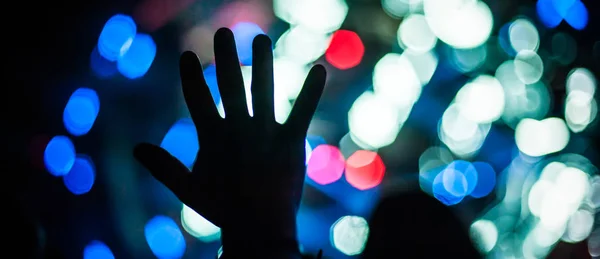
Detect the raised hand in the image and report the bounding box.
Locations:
[134,28,326,257]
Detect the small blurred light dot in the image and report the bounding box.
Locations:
[63,156,96,195]
[231,22,265,65]
[325,30,364,70]
[345,150,385,190]
[84,240,114,259]
[161,118,199,168]
[63,88,100,136]
[145,215,186,259]
[98,14,137,61]
[117,33,157,79]
[44,136,76,176]
[307,144,345,185]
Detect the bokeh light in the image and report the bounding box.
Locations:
[44,135,76,176]
[63,87,100,136]
[325,30,364,70]
[117,33,157,79]
[330,215,369,256]
[97,14,136,61]
[84,240,115,259]
[160,118,198,168]
[307,144,345,185]
[345,150,385,190]
[145,215,186,259]
[63,156,96,195]
[231,22,265,65]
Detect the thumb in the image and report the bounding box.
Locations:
[134,143,191,201]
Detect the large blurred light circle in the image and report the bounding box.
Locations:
[470,219,498,253]
[566,68,596,96]
[145,215,186,259]
[348,91,406,149]
[424,0,493,49]
[330,215,369,256]
[372,53,422,108]
[117,33,157,79]
[432,169,465,205]
[98,14,136,61]
[397,14,437,54]
[345,150,385,190]
[44,136,76,176]
[455,75,505,123]
[508,18,540,53]
[307,145,345,185]
[325,30,364,70]
[63,156,96,195]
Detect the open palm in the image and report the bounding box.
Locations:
[134,28,326,249]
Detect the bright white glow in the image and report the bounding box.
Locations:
[241,66,293,124]
[274,0,348,33]
[470,219,498,253]
[565,91,597,133]
[397,14,437,54]
[273,58,310,100]
[373,53,422,108]
[515,118,570,157]
[455,75,505,123]
[181,205,221,242]
[509,18,540,52]
[349,91,407,149]
[331,215,369,256]
[563,209,594,243]
[424,0,493,49]
[528,179,553,217]
[514,50,544,84]
[566,68,596,96]
[274,26,331,65]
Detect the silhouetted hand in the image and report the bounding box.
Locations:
[134,28,326,257]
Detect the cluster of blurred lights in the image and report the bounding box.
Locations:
[536,0,588,30]
[92,14,157,79]
[44,87,100,195]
